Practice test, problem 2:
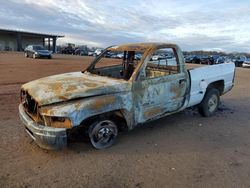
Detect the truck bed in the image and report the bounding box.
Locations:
[187,62,235,107]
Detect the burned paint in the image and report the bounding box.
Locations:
[58,95,69,101]
[21,72,130,106]
[144,107,162,119]
[170,84,181,99]
[50,118,72,129]
[74,103,81,111]
[65,85,77,92]
[90,96,116,110]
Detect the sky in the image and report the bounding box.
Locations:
[0,0,249,52]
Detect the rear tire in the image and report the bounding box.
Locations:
[24,52,28,58]
[198,88,220,117]
[33,53,36,59]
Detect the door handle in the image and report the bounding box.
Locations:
[179,79,186,84]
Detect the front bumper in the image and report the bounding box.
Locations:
[19,104,67,150]
[36,54,51,58]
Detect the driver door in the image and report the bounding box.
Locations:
[133,47,188,124]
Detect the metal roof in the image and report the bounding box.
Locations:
[108,42,177,51]
[0,28,64,38]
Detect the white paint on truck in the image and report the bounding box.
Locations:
[187,62,235,107]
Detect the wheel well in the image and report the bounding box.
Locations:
[80,110,128,132]
[207,80,224,95]
[66,110,128,142]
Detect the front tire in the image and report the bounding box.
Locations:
[88,118,118,149]
[24,52,28,58]
[33,53,36,59]
[198,88,220,117]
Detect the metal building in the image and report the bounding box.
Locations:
[0,28,64,52]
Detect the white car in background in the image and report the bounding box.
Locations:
[94,49,103,56]
[151,54,165,61]
[88,51,94,56]
[116,53,124,59]
[242,58,250,68]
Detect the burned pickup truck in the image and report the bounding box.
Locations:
[19,43,235,150]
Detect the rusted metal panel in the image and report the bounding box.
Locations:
[132,72,188,123]
[22,71,130,106]
[19,104,67,150]
[39,92,134,128]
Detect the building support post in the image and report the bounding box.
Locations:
[43,38,45,47]
[52,37,56,53]
[48,37,51,51]
[16,33,22,51]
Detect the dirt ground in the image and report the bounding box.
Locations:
[0,52,250,188]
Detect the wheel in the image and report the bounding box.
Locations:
[24,52,28,58]
[32,53,36,59]
[88,118,118,149]
[198,88,220,117]
[48,55,52,59]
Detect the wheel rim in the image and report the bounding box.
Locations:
[33,54,36,58]
[89,120,118,149]
[208,94,218,112]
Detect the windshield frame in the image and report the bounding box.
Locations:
[85,46,148,81]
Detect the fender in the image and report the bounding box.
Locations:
[39,92,134,128]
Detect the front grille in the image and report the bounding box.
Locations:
[23,92,38,114]
[21,90,44,125]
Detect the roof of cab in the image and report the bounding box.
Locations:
[107,42,177,51]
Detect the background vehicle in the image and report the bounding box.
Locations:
[74,48,88,56]
[134,53,142,60]
[94,49,104,56]
[88,51,94,56]
[116,53,124,59]
[61,46,74,54]
[208,55,220,64]
[185,55,196,63]
[200,55,210,64]
[215,56,226,64]
[24,45,52,59]
[242,58,250,68]
[150,54,165,61]
[19,43,235,150]
[185,55,201,64]
[234,55,246,67]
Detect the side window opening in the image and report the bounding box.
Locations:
[145,48,180,78]
[89,50,143,80]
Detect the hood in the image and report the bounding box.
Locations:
[22,72,130,106]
